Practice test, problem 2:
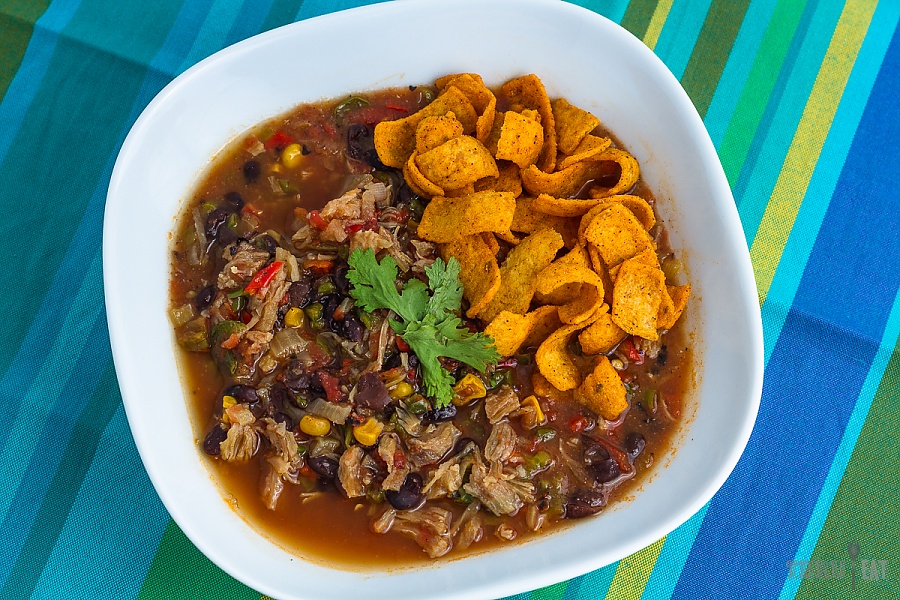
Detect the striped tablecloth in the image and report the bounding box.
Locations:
[1,0,897,598]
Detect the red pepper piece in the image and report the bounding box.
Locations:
[344,222,364,235]
[385,104,409,113]
[244,261,283,296]
[307,210,328,231]
[620,338,644,365]
[303,259,334,274]
[395,336,411,352]
[317,370,344,403]
[264,130,294,152]
[568,415,590,433]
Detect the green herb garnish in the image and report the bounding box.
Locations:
[347,248,499,408]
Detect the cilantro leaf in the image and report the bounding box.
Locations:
[347,249,427,322]
[347,249,499,408]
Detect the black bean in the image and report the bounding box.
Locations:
[195,285,214,312]
[355,373,392,411]
[582,441,610,466]
[322,295,341,331]
[223,384,260,405]
[385,473,424,510]
[217,225,237,245]
[346,124,385,169]
[342,315,365,343]
[657,345,668,366]
[565,488,607,519]
[283,370,310,393]
[422,403,456,425]
[254,233,278,255]
[383,353,402,370]
[589,458,621,484]
[333,263,350,294]
[203,424,228,456]
[407,353,419,370]
[223,191,244,212]
[583,436,621,483]
[288,276,313,308]
[269,383,297,427]
[243,160,261,184]
[624,432,646,460]
[308,455,339,480]
[205,207,228,239]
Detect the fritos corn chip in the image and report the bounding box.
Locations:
[475,162,523,196]
[532,192,602,218]
[417,192,516,243]
[552,98,601,155]
[657,284,691,331]
[521,160,610,199]
[583,203,654,269]
[404,152,444,198]
[535,322,584,391]
[535,261,604,325]
[415,135,499,192]
[415,114,464,154]
[479,229,565,322]
[439,234,502,318]
[495,111,544,168]
[587,148,640,198]
[557,135,612,170]
[501,74,557,172]
[574,356,628,420]
[578,308,627,355]
[611,258,667,340]
[485,305,561,356]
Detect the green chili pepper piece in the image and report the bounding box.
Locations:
[334,96,370,124]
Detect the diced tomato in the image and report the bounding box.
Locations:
[393,450,407,470]
[244,261,283,295]
[620,338,644,365]
[242,203,263,216]
[385,104,409,113]
[303,258,334,274]
[240,310,252,324]
[396,336,411,352]
[344,222,364,235]
[317,370,344,403]
[307,210,328,231]
[264,130,294,152]
[220,333,240,350]
[568,415,590,433]
[299,464,316,479]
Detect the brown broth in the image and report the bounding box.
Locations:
[169,82,694,567]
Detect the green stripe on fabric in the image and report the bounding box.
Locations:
[602,538,664,600]
[532,581,568,600]
[620,0,659,39]
[642,0,673,50]
[136,520,258,600]
[0,0,52,102]
[750,0,877,304]
[794,341,900,599]
[0,358,120,598]
[717,0,809,185]
[679,0,751,117]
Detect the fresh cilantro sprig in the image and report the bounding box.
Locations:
[347,248,499,408]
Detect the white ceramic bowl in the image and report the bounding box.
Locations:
[104,0,763,598]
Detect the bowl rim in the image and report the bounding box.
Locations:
[104,0,764,597]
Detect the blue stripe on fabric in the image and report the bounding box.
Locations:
[30,406,169,600]
[779,284,900,600]
[566,0,629,24]
[224,0,275,46]
[178,0,248,73]
[639,505,709,599]
[703,0,780,147]
[0,313,110,588]
[734,0,844,244]
[761,0,900,363]
[296,0,387,21]
[0,0,81,164]
[670,22,900,598]
[652,0,714,80]
[0,0,211,457]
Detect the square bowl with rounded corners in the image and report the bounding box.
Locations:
[103,0,763,598]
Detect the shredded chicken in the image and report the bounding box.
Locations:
[394,506,454,558]
[338,445,367,498]
[423,457,464,500]
[217,243,270,290]
[377,433,409,492]
[457,513,484,550]
[350,227,393,254]
[253,266,288,333]
[484,421,518,463]
[320,187,363,221]
[463,453,534,516]
[370,506,396,534]
[406,422,460,468]
[484,386,520,424]
[495,523,518,541]
[219,404,258,462]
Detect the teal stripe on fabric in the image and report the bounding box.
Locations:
[30,406,169,599]
[652,0,713,80]
[735,0,844,244]
[569,561,618,599]
[761,0,898,363]
[178,0,248,73]
[639,505,710,599]
[0,356,120,598]
[703,0,779,146]
[0,0,80,191]
[224,0,274,46]
[260,0,306,32]
[296,0,387,21]
[778,282,900,599]
[564,0,630,24]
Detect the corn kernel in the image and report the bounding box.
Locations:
[521,395,545,426]
[281,143,305,168]
[284,307,305,328]
[452,373,487,406]
[221,395,237,423]
[353,418,384,446]
[389,381,414,400]
[269,163,283,174]
[299,415,331,437]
